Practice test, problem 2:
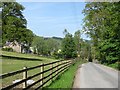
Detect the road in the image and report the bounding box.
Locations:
[73,62,119,88]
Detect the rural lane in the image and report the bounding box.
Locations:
[73,62,119,88]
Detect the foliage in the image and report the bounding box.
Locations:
[61,29,77,59]
[74,30,81,57]
[53,50,62,59]
[32,36,61,56]
[46,59,84,88]
[1,2,34,46]
[82,2,120,66]
[32,36,45,55]
[44,38,59,55]
[2,47,13,52]
[107,62,119,70]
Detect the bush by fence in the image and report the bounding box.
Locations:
[2,47,13,52]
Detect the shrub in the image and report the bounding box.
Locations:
[108,62,119,70]
[2,47,13,52]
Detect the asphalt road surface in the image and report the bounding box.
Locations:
[73,62,119,88]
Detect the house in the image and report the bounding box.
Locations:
[29,47,34,53]
[3,40,32,53]
[3,40,22,53]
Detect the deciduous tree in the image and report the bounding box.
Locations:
[62,29,77,59]
[1,2,33,46]
[82,2,120,67]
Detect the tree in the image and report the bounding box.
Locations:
[82,2,120,66]
[1,2,33,46]
[74,30,81,57]
[32,36,45,55]
[32,36,61,56]
[44,38,60,56]
[80,39,91,61]
[62,29,77,59]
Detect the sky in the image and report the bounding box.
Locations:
[17,2,90,40]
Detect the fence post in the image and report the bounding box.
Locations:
[23,67,27,88]
[51,63,53,82]
[70,60,72,65]
[72,59,74,64]
[61,60,63,68]
[56,62,58,75]
[67,60,70,68]
[40,63,44,87]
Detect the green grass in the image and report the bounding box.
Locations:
[107,62,119,70]
[1,50,58,74]
[1,57,53,88]
[1,50,56,61]
[1,50,58,88]
[102,61,119,70]
[2,58,48,74]
[44,59,84,89]
[1,50,85,89]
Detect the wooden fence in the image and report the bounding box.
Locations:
[0,59,77,90]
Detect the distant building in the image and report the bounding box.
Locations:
[57,49,61,53]
[3,40,22,53]
[29,47,34,53]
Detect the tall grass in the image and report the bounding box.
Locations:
[44,59,84,89]
[107,62,119,70]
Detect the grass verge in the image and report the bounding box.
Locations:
[44,59,84,89]
[104,62,119,71]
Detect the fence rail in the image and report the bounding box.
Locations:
[0,59,77,90]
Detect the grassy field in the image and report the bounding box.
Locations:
[2,57,55,88]
[2,58,48,74]
[1,50,55,61]
[1,50,57,88]
[1,51,85,89]
[1,50,57,74]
